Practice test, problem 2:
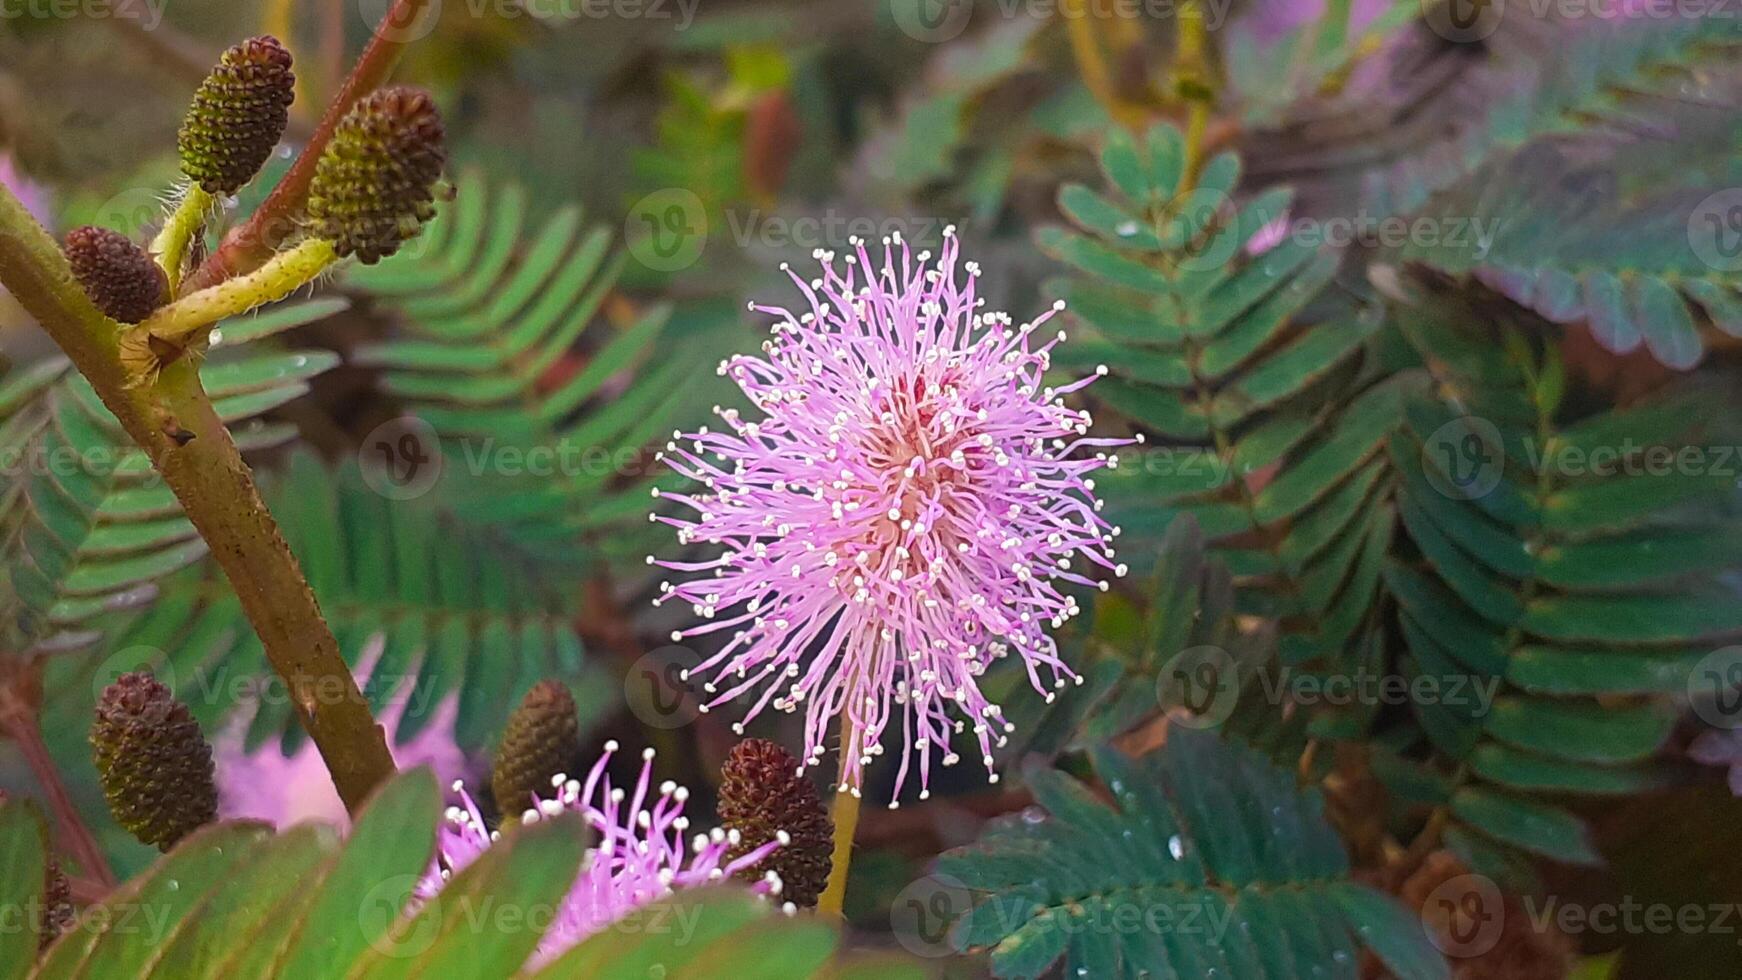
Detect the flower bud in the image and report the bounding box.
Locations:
[63,226,167,324]
[177,35,296,195]
[0,791,73,950]
[90,671,217,851]
[718,738,832,907]
[39,857,72,951]
[306,86,446,264]
[491,680,580,817]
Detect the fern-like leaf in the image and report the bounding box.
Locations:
[937,728,1449,980]
[1395,132,1742,369]
[1372,269,1742,872]
[47,450,598,755]
[1047,124,1410,671]
[348,170,698,567]
[0,299,345,657]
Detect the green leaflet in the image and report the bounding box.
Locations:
[346,170,712,565]
[937,730,1448,980]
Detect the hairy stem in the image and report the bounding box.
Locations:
[149,185,215,298]
[0,183,395,814]
[816,721,862,918]
[181,0,435,293]
[134,237,338,361]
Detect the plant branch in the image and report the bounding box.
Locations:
[0,184,396,814]
[131,238,338,367]
[181,0,436,293]
[1060,0,1146,130]
[1174,0,1213,182]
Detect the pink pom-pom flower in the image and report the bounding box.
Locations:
[653,228,1130,803]
[421,742,788,967]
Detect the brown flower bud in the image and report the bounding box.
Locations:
[491,681,581,818]
[718,738,832,907]
[90,671,216,851]
[63,226,167,324]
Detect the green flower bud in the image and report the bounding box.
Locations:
[177,35,296,195]
[306,86,446,264]
[91,671,217,851]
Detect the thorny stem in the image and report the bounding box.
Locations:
[181,0,435,293]
[0,664,115,888]
[149,185,215,297]
[816,720,863,918]
[0,184,396,814]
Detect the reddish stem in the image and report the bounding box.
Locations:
[0,669,116,888]
[180,0,436,293]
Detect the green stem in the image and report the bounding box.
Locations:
[133,237,338,365]
[816,721,862,918]
[1176,1,1212,183]
[150,185,216,297]
[0,183,396,815]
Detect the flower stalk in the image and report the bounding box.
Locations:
[149,185,215,296]
[125,237,339,377]
[816,720,863,919]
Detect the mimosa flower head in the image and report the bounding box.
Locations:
[423,742,787,966]
[653,228,1130,803]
